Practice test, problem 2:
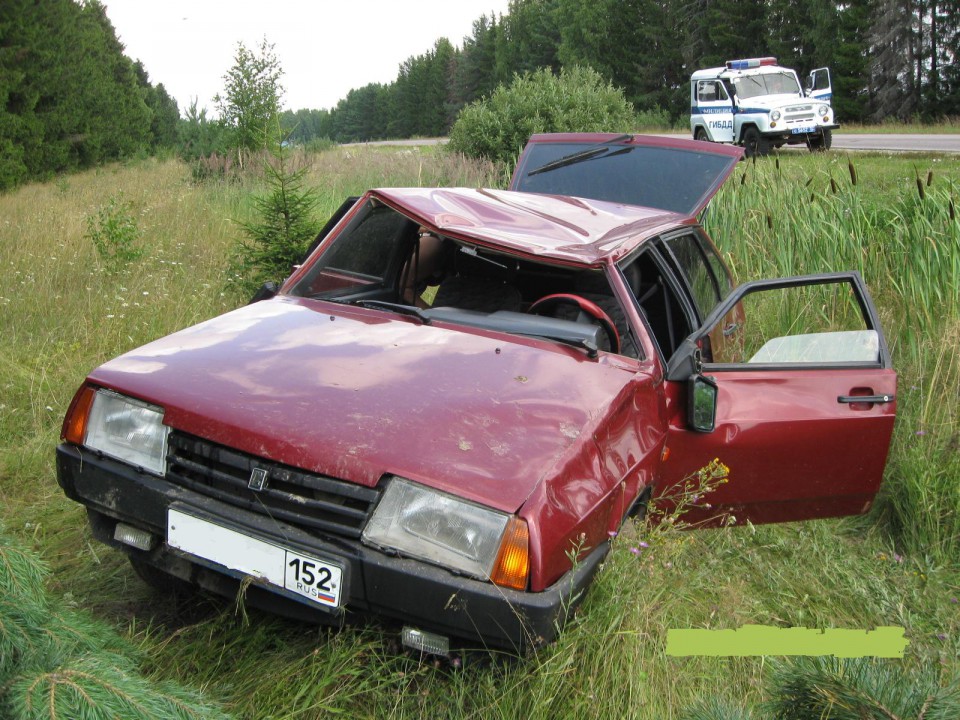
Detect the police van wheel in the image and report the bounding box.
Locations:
[743,128,769,157]
[808,129,832,152]
[694,128,709,142]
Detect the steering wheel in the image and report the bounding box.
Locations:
[527,293,621,354]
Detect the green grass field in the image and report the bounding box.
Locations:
[1,146,958,718]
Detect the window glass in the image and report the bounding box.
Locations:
[702,242,734,301]
[665,233,721,319]
[698,81,728,103]
[697,81,717,102]
[513,143,736,216]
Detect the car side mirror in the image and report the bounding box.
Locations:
[248,281,278,304]
[687,374,718,432]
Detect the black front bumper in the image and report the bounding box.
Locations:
[56,444,607,652]
[766,124,840,143]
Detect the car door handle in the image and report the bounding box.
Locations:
[838,394,895,404]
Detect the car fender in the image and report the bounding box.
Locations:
[521,369,666,589]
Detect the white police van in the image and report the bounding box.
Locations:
[690,57,838,156]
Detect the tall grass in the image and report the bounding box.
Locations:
[1,147,958,718]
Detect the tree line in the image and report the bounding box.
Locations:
[0,0,180,191]
[284,0,960,144]
[2,0,958,191]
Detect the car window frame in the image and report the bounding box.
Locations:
[290,198,418,301]
[665,271,893,382]
[617,240,701,365]
[658,228,730,322]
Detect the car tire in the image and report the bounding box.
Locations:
[808,129,832,152]
[694,127,709,142]
[626,486,652,521]
[742,127,769,157]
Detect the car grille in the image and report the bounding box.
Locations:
[165,432,379,539]
[784,104,815,123]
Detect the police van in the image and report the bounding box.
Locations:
[690,57,838,156]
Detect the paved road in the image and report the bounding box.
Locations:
[654,132,960,153]
[352,134,960,153]
[828,133,960,153]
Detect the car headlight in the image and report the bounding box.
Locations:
[770,110,781,121]
[83,390,169,475]
[818,105,829,117]
[362,477,529,589]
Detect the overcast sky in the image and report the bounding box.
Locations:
[103,0,512,115]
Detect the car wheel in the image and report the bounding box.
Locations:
[742,127,769,157]
[808,129,832,152]
[694,127,709,142]
[626,486,652,521]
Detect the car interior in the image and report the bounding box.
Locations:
[284,200,738,362]
[293,213,626,357]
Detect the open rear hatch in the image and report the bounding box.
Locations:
[510,133,742,217]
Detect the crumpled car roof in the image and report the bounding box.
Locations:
[370,187,689,265]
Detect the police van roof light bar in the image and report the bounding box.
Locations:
[725,57,778,70]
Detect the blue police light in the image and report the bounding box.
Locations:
[725,57,778,70]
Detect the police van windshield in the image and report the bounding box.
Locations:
[733,71,801,99]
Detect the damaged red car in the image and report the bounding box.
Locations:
[57,134,897,654]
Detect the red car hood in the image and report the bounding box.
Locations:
[88,297,636,513]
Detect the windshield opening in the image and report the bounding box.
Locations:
[290,198,640,357]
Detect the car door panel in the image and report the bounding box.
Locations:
[659,272,897,525]
[663,367,895,524]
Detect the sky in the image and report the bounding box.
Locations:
[103,0,512,116]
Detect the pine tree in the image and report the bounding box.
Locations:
[233,136,321,293]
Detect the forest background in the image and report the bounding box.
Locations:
[2,0,960,193]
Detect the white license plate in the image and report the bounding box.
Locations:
[791,126,817,134]
[167,509,343,608]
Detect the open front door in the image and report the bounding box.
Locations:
[661,273,896,525]
[807,68,833,102]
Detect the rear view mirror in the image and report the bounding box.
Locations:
[688,374,718,432]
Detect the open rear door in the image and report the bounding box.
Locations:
[661,272,896,525]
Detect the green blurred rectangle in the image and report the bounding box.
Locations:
[666,625,907,658]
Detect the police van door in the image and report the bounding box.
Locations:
[807,68,833,103]
[695,80,734,143]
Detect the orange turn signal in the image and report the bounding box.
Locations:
[62,385,96,445]
[490,517,529,590]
